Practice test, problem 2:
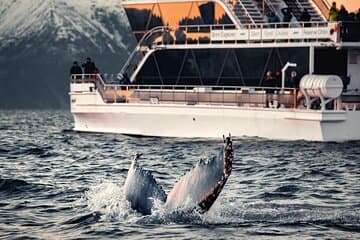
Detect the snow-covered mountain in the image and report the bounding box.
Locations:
[0,0,135,108]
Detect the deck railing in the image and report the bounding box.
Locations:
[71,75,360,111]
[117,21,343,84]
[340,22,360,42]
[129,21,339,48]
[71,74,298,108]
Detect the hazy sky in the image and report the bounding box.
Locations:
[335,0,359,11]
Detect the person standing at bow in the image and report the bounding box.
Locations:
[82,57,96,78]
[70,61,83,80]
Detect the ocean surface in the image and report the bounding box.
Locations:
[0,110,359,239]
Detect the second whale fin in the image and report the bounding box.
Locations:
[124,153,167,215]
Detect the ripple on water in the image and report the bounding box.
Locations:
[0,110,360,239]
[0,178,31,192]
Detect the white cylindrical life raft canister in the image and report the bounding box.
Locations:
[300,75,343,99]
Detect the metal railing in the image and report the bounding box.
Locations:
[140,21,336,43]
[71,74,359,111]
[70,74,298,108]
[117,21,341,82]
[340,22,360,42]
[127,20,338,48]
[117,24,235,81]
[133,22,337,47]
[117,47,144,78]
[342,90,360,111]
[118,26,167,79]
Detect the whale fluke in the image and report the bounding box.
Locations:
[123,135,233,215]
[197,135,233,213]
[124,153,167,215]
[166,135,233,212]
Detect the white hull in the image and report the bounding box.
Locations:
[70,86,360,141]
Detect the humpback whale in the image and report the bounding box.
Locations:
[124,135,233,215]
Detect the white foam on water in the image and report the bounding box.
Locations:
[82,179,232,225]
[80,168,234,225]
[150,196,236,225]
[198,197,237,225]
[83,181,141,222]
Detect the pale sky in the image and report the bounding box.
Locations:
[335,0,359,11]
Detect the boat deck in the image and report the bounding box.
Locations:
[70,75,360,111]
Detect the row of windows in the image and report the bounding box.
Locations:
[135,48,309,86]
[124,1,233,40]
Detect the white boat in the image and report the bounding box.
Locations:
[70,0,360,141]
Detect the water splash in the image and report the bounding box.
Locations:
[83,181,140,222]
[81,181,226,225]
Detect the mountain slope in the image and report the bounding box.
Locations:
[0,0,135,109]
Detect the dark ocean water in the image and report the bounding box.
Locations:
[0,110,359,239]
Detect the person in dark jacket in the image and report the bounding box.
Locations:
[121,72,130,84]
[162,26,174,44]
[338,5,348,21]
[263,70,276,107]
[70,61,83,79]
[263,71,276,92]
[356,8,360,22]
[299,9,311,27]
[275,70,281,88]
[289,71,299,89]
[82,57,96,76]
[281,8,292,24]
[268,11,280,25]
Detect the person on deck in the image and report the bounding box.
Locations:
[92,67,100,80]
[263,71,276,92]
[268,11,280,26]
[162,26,174,44]
[299,9,311,27]
[82,57,96,76]
[328,2,339,21]
[70,61,82,79]
[338,5,349,21]
[289,71,299,89]
[121,72,130,85]
[275,70,282,88]
[356,8,360,22]
[263,71,277,107]
[281,8,293,25]
[348,12,355,21]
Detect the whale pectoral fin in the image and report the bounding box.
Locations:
[124,154,167,215]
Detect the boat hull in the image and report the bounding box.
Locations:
[70,83,360,142]
[71,103,360,142]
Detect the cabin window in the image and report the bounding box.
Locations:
[124,1,234,41]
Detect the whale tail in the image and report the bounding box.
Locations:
[165,134,233,213]
[124,135,234,215]
[123,153,167,215]
[197,134,233,213]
